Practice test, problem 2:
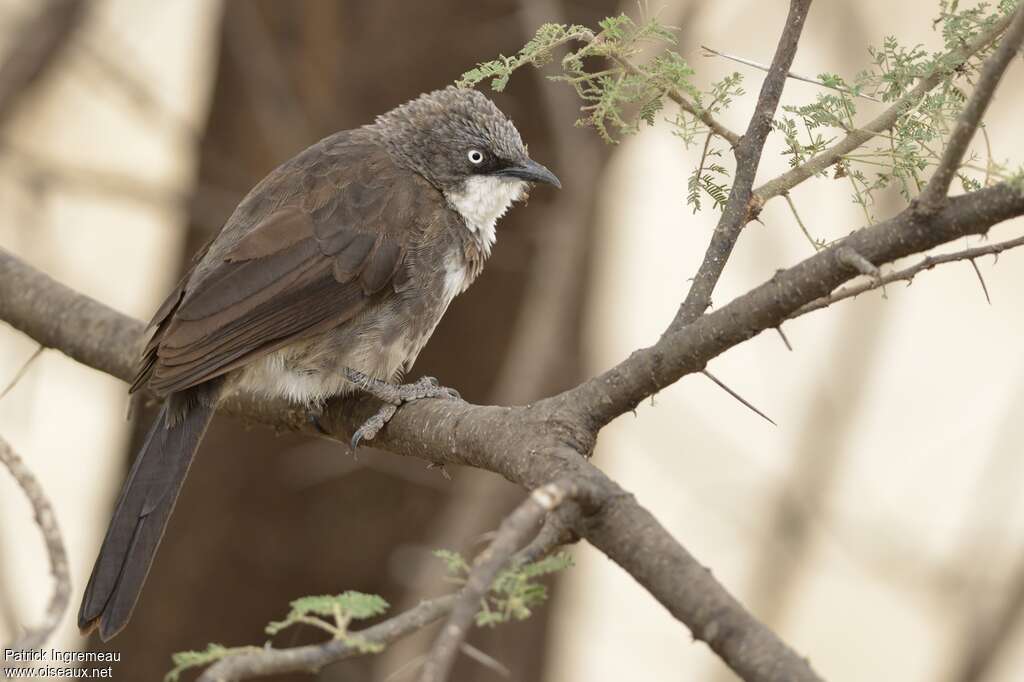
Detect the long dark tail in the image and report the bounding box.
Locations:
[78,393,217,641]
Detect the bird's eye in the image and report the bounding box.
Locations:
[467,149,484,164]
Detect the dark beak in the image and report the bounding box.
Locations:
[496,159,561,188]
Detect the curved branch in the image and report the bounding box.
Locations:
[0,435,70,650]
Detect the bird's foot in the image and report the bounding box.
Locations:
[344,369,460,449]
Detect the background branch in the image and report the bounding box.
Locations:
[0,435,70,651]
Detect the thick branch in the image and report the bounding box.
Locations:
[4,186,1024,680]
[0,252,826,681]
[556,182,1024,428]
[671,0,813,329]
[920,3,1024,207]
[0,436,70,650]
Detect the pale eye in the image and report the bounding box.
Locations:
[467,149,484,164]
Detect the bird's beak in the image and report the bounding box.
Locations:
[496,159,561,188]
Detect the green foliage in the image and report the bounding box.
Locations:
[266,591,389,652]
[435,549,574,627]
[459,14,701,144]
[166,591,390,679]
[775,0,1018,221]
[164,644,261,682]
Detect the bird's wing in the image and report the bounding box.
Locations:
[133,137,437,396]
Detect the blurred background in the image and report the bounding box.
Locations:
[1,0,1023,680]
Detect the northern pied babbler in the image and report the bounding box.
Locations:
[78,86,560,640]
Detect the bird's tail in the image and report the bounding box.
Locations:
[78,395,217,641]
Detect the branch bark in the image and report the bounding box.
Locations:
[419,480,582,682]
[671,0,813,329]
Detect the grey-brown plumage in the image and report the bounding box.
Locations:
[78,86,559,640]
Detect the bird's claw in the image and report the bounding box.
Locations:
[350,403,398,450]
[344,369,460,449]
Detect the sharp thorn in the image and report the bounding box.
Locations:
[701,369,777,427]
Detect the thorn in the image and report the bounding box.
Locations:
[0,345,44,402]
[701,370,777,426]
[968,258,992,304]
[775,326,793,352]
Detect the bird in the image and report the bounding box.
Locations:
[78,86,560,641]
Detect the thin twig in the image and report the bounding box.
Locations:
[700,44,882,102]
[919,3,1024,207]
[0,436,70,650]
[789,234,1024,319]
[197,596,457,682]
[418,481,580,682]
[196,503,575,681]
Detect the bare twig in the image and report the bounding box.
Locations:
[790,234,1024,319]
[671,0,814,330]
[0,436,70,650]
[919,3,1024,208]
[700,44,882,102]
[419,481,579,682]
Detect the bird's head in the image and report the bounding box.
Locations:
[374,87,559,249]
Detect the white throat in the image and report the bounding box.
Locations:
[445,176,527,256]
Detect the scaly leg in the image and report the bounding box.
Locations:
[344,368,460,448]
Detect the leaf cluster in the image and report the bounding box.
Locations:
[434,549,574,627]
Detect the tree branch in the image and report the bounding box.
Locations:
[752,9,1016,204]
[196,596,457,682]
[0,435,70,650]
[788,233,1024,319]
[919,3,1024,207]
[555,182,1024,428]
[419,480,583,682]
[196,498,578,681]
[671,0,813,329]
